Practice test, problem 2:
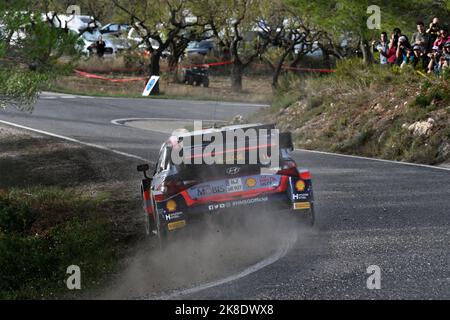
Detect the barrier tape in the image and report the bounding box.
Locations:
[74,70,147,83]
[177,60,233,69]
[74,60,335,82]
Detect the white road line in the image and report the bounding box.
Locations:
[111,117,227,126]
[150,232,297,300]
[296,149,450,172]
[0,119,148,162]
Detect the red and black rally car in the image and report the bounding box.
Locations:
[137,124,315,244]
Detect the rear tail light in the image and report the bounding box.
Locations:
[299,170,312,180]
[277,161,298,177]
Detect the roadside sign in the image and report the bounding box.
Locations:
[142,76,160,96]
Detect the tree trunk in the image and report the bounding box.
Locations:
[272,49,292,89]
[360,39,373,65]
[149,53,161,94]
[231,61,243,92]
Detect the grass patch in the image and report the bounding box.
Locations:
[0,187,115,299]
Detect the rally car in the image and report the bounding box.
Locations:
[137,123,315,244]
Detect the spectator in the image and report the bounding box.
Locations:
[427,46,442,73]
[93,36,106,58]
[444,42,450,63]
[396,36,409,66]
[386,33,399,65]
[411,21,429,52]
[402,48,416,68]
[394,27,410,45]
[411,45,429,70]
[426,17,441,46]
[372,32,389,65]
[433,55,449,74]
[433,28,450,50]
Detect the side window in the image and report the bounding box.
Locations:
[157,145,173,173]
[156,146,166,174]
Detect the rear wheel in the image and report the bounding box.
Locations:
[154,205,168,248]
[142,188,156,237]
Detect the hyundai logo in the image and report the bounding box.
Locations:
[226,167,240,175]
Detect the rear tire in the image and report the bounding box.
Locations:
[155,206,168,248]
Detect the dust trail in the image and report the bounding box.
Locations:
[99,208,304,300]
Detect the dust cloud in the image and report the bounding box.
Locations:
[97,207,307,300]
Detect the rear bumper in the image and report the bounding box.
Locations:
[157,177,314,232]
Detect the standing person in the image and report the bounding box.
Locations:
[94,36,106,58]
[411,21,429,52]
[426,17,441,47]
[372,32,389,65]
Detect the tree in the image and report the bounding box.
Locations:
[0,0,80,111]
[196,0,271,92]
[259,3,325,88]
[112,0,207,94]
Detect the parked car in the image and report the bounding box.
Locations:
[100,23,131,36]
[45,13,101,33]
[186,40,215,57]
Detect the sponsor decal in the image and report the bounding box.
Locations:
[227,178,243,193]
[196,185,212,197]
[231,196,269,207]
[293,193,308,201]
[295,180,306,192]
[164,212,184,221]
[166,199,177,212]
[226,167,240,175]
[208,203,227,211]
[259,175,279,187]
[246,178,257,188]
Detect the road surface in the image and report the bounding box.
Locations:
[1,92,449,299]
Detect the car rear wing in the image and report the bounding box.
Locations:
[176,124,293,150]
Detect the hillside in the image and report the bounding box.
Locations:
[255,60,450,166]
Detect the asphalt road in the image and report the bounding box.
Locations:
[1,93,449,299]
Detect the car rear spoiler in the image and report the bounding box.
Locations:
[177,123,293,149]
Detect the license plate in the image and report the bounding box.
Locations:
[226,178,243,193]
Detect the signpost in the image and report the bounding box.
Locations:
[142,76,160,96]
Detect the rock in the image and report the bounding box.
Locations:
[408,120,434,137]
[373,103,383,112]
[232,114,244,124]
[438,141,450,160]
